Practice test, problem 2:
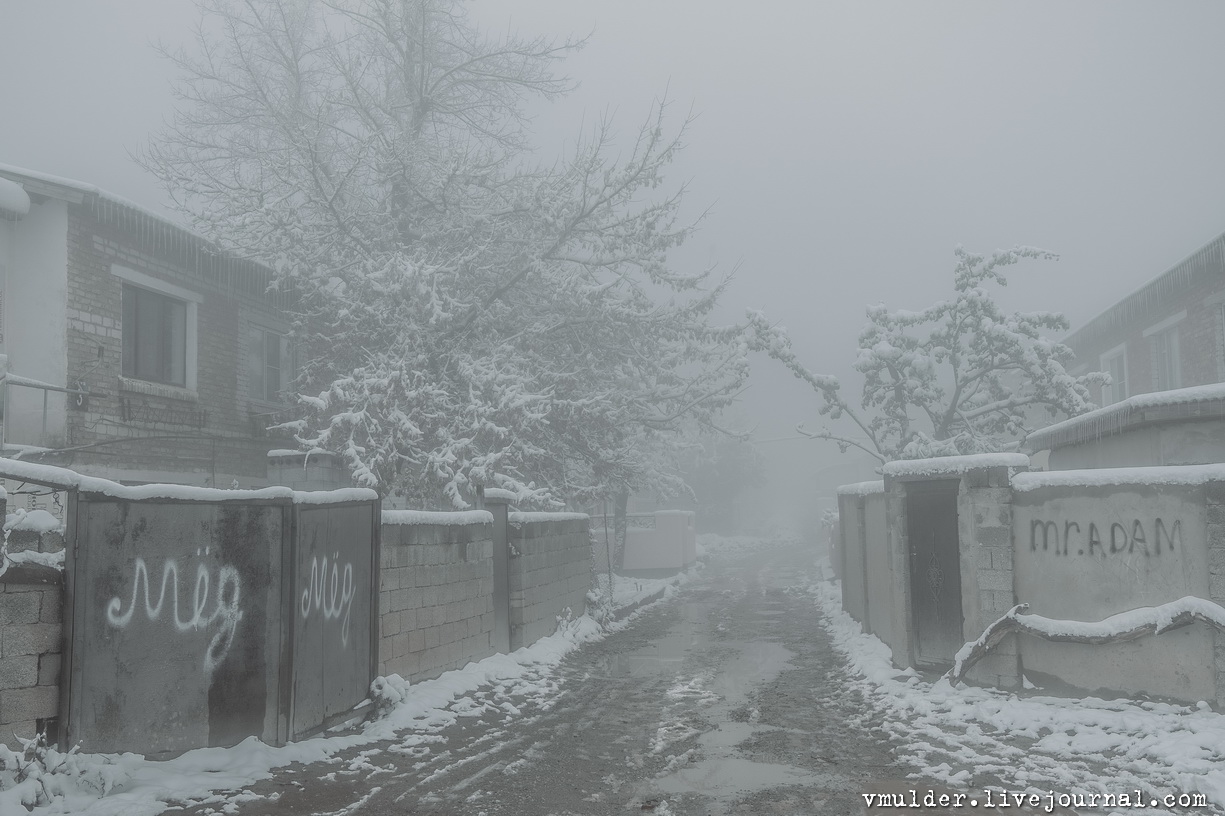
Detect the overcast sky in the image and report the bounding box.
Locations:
[4,1,1224,509]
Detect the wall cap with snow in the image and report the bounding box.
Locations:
[881,453,1030,479]
[0,458,377,505]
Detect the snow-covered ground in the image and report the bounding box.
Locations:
[809,573,1225,816]
[2,562,696,815]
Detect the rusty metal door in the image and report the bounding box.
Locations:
[905,481,963,668]
[290,501,378,738]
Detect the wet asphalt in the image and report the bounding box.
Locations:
[178,539,927,816]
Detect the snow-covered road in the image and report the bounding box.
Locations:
[22,536,1225,815]
[162,537,903,815]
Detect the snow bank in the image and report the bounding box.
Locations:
[809,575,1225,812]
[381,509,493,526]
[836,480,884,496]
[882,453,1029,478]
[1013,463,1225,492]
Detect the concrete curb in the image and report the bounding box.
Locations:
[611,587,670,621]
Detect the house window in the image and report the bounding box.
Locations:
[1149,326,1181,391]
[247,326,293,403]
[122,285,187,387]
[1100,345,1127,405]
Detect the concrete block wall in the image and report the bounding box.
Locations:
[958,465,1023,689]
[0,565,63,750]
[379,516,496,682]
[507,514,591,650]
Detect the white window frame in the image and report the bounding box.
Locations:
[245,319,294,407]
[112,264,199,394]
[1099,342,1128,406]
[1143,310,1185,393]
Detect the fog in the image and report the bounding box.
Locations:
[4,1,1225,526]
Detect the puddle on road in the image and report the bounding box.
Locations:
[643,637,845,812]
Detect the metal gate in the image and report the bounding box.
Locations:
[289,501,380,739]
[905,480,963,668]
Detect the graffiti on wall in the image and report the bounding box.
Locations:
[105,552,244,674]
[300,555,356,647]
[1029,518,1181,558]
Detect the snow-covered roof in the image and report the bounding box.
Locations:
[1063,227,1225,352]
[882,452,1029,479]
[0,162,179,231]
[0,176,30,217]
[0,162,286,306]
[1012,463,1225,492]
[1025,383,1225,452]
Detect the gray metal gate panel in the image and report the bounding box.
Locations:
[291,502,376,738]
[65,497,287,755]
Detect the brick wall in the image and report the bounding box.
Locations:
[1066,250,1225,401]
[507,514,591,650]
[378,516,495,682]
[56,203,293,484]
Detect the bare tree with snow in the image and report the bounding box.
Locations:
[145,0,747,507]
[749,246,1108,464]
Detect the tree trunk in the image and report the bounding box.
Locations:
[613,489,629,571]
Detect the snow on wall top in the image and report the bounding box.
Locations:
[882,453,1029,478]
[381,509,493,526]
[1013,463,1225,492]
[482,488,518,502]
[0,458,377,504]
[1018,595,1225,639]
[654,509,695,517]
[1026,383,1225,452]
[509,511,589,524]
[837,480,885,496]
[4,508,63,534]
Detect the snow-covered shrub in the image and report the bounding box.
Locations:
[0,732,122,812]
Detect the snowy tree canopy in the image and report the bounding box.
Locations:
[144,0,748,506]
[748,246,1109,464]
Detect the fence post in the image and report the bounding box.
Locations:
[484,493,511,654]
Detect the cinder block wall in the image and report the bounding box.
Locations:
[0,522,64,750]
[958,464,1023,689]
[379,515,495,682]
[507,514,591,650]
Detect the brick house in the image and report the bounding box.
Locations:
[1025,232,1225,469]
[0,164,303,487]
[1064,230,1225,405]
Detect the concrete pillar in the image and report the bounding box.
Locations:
[484,494,511,654]
[1207,480,1225,709]
[958,463,1025,689]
